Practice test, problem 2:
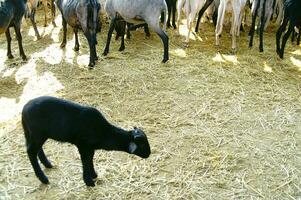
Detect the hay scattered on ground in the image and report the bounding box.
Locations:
[0,8,301,200]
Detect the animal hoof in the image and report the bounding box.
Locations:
[21,55,27,61]
[118,46,125,52]
[88,62,95,68]
[162,58,169,63]
[91,173,98,179]
[37,35,42,40]
[39,176,49,184]
[60,43,66,48]
[231,48,237,54]
[85,180,95,187]
[73,46,79,52]
[259,48,263,52]
[52,22,57,27]
[7,54,14,59]
[102,51,108,56]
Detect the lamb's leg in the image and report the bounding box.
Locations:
[27,141,49,184]
[248,0,259,48]
[297,29,300,45]
[30,9,41,40]
[279,22,294,59]
[38,148,53,168]
[74,28,80,51]
[176,0,184,34]
[51,0,57,27]
[78,147,96,186]
[172,1,177,29]
[84,31,97,67]
[42,0,48,27]
[147,19,169,63]
[60,17,67,48]
[144,24,151,37]
[14,23,27,60]
[118,21,126,51]
[195,0,214,32]
[5,29,13,59]
[276,17,288,56]
[215,0,226,47]
[259,0,267,52]
[103,17,116,56]
[167,0,172,28]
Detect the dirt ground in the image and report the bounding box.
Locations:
[0,8,301,200]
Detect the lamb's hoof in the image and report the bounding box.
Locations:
[39,176,49,184]
[85,180,95,187]
[102,51,108,56]
[248,45,252,49]
[44,163,53,168]
[21,55,27,61]
[183,42,189,48]
[52,22,57,27]
[73,46,79,52]
[118,46,125,52]
[259,48,263,52]
[91,173,98,179]
[162,58,169,63]
[231,48,237,54]
[88,62,95,69]
[44,24,47,27]
[7,54,14,59]
[60,43,66,48]
[173,25,177,29]
[36,35,42,40]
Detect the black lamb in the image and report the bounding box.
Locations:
[22,96,151,187]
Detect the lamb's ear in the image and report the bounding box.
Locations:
[128,142,138,154]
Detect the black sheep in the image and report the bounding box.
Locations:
[56,0,101,68]
[0,0,27,60]
[22,96,151,187]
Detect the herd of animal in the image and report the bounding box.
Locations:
[0,0,301,187]
[0,0,300,68]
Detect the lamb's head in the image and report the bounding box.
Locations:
[128,127,151,158]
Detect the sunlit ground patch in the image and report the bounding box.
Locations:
[0,49,7,72]
[0,58,64,122]
[32,44,63,65]
[290,49,301,56]
[15,59,37,84]
[0,98,18,122]
[178,21,196,41]
[171,48,187,58]
[76,54,90,67]
[263,62,273,73]
[212,53,239,65]
[290,56,301,70]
